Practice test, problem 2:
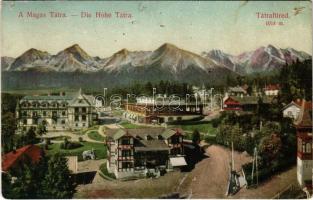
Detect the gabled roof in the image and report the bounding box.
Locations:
[264,84,280,91]
[2,145,43,172]
[106,127,184,141]
[282,101,301,111]
[134,140,170,152]
[113,129,127,140]
[21,95,73,101]
[68,90,94,107]
[228,86,246,93]
[161,129,177,139]
[225,96,274,105]
[294,100,312,128]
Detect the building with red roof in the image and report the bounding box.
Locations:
[294,100,312,191]
[2,145,43,172]
[263,84,280,96]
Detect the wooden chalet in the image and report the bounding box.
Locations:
[106,128,186,179]
[223,96,274,112]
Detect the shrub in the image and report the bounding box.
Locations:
[60,142,65,149]
[66,142,82,149]
[78,137,83,142]
[45,138,51,145]
[211,118,220,128]
[60,141,82,150]
[204,134,216,144]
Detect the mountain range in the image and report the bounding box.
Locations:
[1,43,311,89]
[201,45,311,74]
[2,43,311,74]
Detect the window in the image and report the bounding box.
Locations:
[61,120,65,124]
[22,111,27,116]
[122,150,131,157]
[33,111,37,117]
[74,115,79,121]
[82,115,86,121]
[298,139,302,152]
[82,107,86,113]
[121,138,130,145]
[171,136,180,144]
[306,143,312,153]
[23,119,27,125]
[33,118,38,125]
[287,111,293,117]
[75,123,78,127]
[62,111,66,116]
[52,111,57,117]
[43,111,46,116]
[75,107,79,113]
[83,123,86,127]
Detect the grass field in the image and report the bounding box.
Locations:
[45,141,106,161]
[171,121,217,135]
[88,131,105,142]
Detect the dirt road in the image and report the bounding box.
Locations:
[178,145,252,198]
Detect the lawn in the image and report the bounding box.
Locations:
[119,121,148,129]
[99,162,116,180]
[171,121,217,135]
[170,121,217,143]
[44,141,106,161]
[88,131,105,142]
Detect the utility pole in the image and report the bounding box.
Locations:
[256,147,258,186]
[103,88,107,107]
[210,88,214,111]
[232,142,235,171]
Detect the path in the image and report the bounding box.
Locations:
[43,131,104,143]
[178,145,298,199]
[231,166,297,199]
[178,145,251,198]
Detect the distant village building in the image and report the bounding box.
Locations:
[223,96,274,112]
[2,145,43,172]
[106,128,186,179]
[282,100,302,120]
[263,84,280,96]
[227,86,247,97]
[124,96,204,124]
[294,100,312,191]
[16,89,98,131]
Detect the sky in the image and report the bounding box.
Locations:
[1,1,312,58]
